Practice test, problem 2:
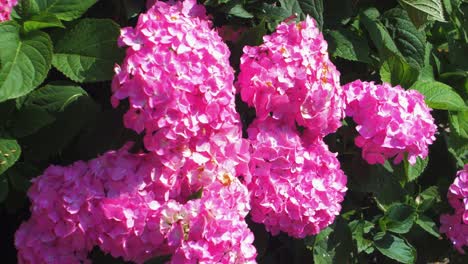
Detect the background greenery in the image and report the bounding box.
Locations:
[0,0,467,263]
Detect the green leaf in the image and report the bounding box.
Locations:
[416,215,441,238]
[361,8,402,59]
[0,22,53,102]
[0,138,21,175]
[22,0,98,21]
[52,18,124,83]
[256,3,290,30]
[399,0,446,23]
[382,8,427,70]
[23,13,64,32]
[380,56,419,88]
[326,29,371,63]
[298,0,323,29]
[418,65,435,81]
[279,0,302,18]
[446,132,468,167]
[438,70,468,100]
[278,0,324,29]
[0,176,8,202]
[188,188,203,200]
[410,80,468,111]
[349,164,406,208]
[312,217,355,264]
[401,2,432,29]
[450,110,468,139]
[23,83,87,112]
[416,186,441,212]
[373,233,416,263]
[383,203,417,234]
[349,220,374,253]
[11,83,88,138]
[11,105,55,138]
[405,157,429,182]
[228,4,253,18]
[20,93,99,161]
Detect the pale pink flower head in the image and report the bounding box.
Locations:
[440,165,468,253]
[112,0,240,155]
[238,16,345,138]
[0,0,17,21]
[343,80,437,165]
[247,117,347,238]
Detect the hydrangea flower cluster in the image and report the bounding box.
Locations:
[112,0,239,155]
[247,118,347,237]
[112,0,250,196]
[16,0,256,263]
[0,0,17,21]
[343,80,437,165]
[238,17,347,238]
[237,16,345,138]
[440,165,468,253]
[15,146,255,263]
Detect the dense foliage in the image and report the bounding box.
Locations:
[0,0,467,263]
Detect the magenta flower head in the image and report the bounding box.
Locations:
[247,117,347,238]
[0,0,17,21]
[440,165,468,253]
[171,173,257,263]
[15,145,174,264]
[238,16,345,138]
[343,80,437,165]
[111,0,240,154]
[15,144,256,263]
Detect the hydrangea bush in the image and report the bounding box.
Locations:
[0,0,467,264]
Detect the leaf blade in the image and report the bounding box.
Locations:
[373,233,416,264]
[399,0,446,22]
[0,22,53,102]
[0,138,21,176]
[410,80,468,111]
[52,18,124,83]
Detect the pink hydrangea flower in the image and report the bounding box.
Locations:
[113,0,251,196]
[237,16,345,138]
[0,0,17,21]
[172,173,256,263]
[16,145,256,263]
[112,0,241,155]
[440,165,468,253]
[343,80,437,165]
[247,117,347,238]
[15,146,168,263]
